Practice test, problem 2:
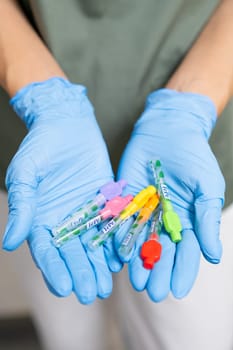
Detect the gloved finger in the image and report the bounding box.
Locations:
[127,224,151,291]
[171,229,201,298]
[128,255,151,292]
[42,274,70,298]
[28,227,72,297]
[80,226,113,298]
[195,198,223,263]
[80,227,113,300]
[3,181,37,250]
[103,239,123,273]
[59,236,97,304]
[86,247,113,299]
[146,232,176,302]
[129,255,151,292]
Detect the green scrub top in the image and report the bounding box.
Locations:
[0,0,232,207]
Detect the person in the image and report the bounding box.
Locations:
[0,0,233,349]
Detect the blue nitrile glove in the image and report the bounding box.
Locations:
[115,89,225,302]
[2,77,122,304]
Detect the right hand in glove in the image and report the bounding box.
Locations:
[2,77,122,304]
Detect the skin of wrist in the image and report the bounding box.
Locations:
[4,58,67,97]
[166,76,231,116]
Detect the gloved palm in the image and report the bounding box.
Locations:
[3,77,122,304]
[116,89,225,301]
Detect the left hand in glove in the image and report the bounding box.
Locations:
[115,89,225,301]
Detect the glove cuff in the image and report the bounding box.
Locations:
[10,77,88,129]
[145,88,217,139]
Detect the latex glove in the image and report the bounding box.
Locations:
[2,77,122,304]
[116,89,225,301]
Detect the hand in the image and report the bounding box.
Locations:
[3,77,122,304]
[115,89,225,301]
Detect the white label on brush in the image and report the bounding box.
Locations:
[86,216,102,229]
[161,184,170,200]
[101,219,116,234]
